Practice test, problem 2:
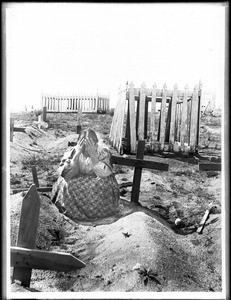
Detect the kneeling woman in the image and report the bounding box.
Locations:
[51,129,120,222]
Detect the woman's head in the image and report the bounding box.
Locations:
[80,129,99,156]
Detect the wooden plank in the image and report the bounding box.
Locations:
[10,118,14,142]
[180,84,188,146]
[164,100,172,143]
[150,83,157,142]
[138,82,146,140]
[13,127,26,133]
[12,187,53,194]
[112,92,122,149]
[117,90,127,154]
[109,94,120,146]
[169,84,178,145]
[133,87,194,99]
[125,99,131,152]
[197,209,210,234]
[111,155,169,171]
[32,166,39,188]
[189,84,199,150]
[187,97,192,144]
[199,163,221,172]
[176,103,181,142]
[12,185,41,287]
[144,96,149,139]
[129,82,136,152]
[11,247,86,271]
[136,96,140,140]
[131,140,146,203]
[159,84,167,150]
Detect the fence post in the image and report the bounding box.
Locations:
[42,107,47,122]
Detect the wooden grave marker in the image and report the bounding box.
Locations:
[112,140,169,204]
[11,184,85,287]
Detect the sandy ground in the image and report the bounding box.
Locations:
[8,111,223,295]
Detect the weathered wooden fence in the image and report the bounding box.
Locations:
[109,82,202,154]
[42,93,110,113]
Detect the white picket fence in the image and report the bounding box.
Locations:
[41,93,110,113]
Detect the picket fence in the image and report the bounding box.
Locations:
[41,93,110,113]
[109,82,202,154]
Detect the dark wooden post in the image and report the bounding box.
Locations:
[42,106,47,122]
[32,166,39,187]
[12,185,41,287]
[131,140,145,203]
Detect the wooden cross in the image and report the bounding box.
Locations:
[111,140,169,204]
[11,184,85,287]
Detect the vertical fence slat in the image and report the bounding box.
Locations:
[180,84,188,146]
[144,96,149,139]
[176,103,181,142]
[109,90,121,147]
[189,84,199,150]
[138,82,146,140]
[159,84,167,150]
[165,99,172,143]
[113,89,127,152]
[150,83,157,142]
[169,84,178,145]
[129,82,136,152]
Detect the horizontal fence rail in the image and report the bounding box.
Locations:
[109,81,202,154]
[42,94,110,113]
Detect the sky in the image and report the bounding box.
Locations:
[4,2,227,112]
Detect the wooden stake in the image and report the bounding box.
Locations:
[32,166,39,187]
[197,209,210,234]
